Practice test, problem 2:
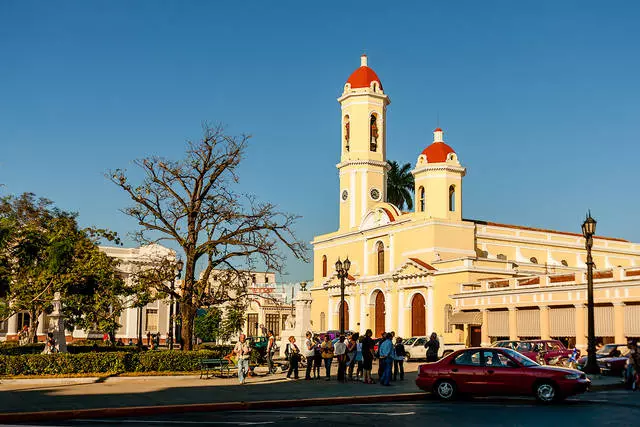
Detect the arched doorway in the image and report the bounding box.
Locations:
[339,300,349,331]
[375,291,385,337]
[411,293,426,336]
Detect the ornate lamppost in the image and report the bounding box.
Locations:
[335,257,351,336]
[168,260,184,350]
[582,211,599,374]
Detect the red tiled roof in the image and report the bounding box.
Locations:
[421,142,456,163]
[470,219,628,242]
[409,258,437,271]
[549,274,575,283]
[347,274,356,281]
[346,66,383,89]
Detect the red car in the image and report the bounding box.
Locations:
[416,347,590,402]
[516,340,576,363]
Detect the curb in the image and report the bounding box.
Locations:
[0,392,428,423]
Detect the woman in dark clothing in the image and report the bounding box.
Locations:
[425,332,440,362]
[361,329,375,384]
[394,337,406,380]
[313,335,323,379]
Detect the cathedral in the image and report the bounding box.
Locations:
[310,55,640,348]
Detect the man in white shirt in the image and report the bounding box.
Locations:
[303,331,316,380]
[233,334,251,384]
[334,335,348,382]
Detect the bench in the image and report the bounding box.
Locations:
[199,358,233,379]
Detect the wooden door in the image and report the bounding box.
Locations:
[375,292,385,336]
[340,301,349,332]
[411,293,426,336]
[470,326,482,347]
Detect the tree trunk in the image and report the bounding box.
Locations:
[28,310,40,343]
[181,303,196,351]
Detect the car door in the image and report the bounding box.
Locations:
[449,349,485,393]
[413,337,427,359]
[546,341,563,361]
[482,350,528,395]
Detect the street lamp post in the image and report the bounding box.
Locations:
[582,211,600,375]
[335,257,351,336]
[168,260,184,350]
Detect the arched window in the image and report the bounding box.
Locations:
[444,304,453,333]
[369,114,378,152]
[449,185,456,212]
[322,255,327,277]
[343,115,350,151]
[376,241,384,275]
[418,186,425,212]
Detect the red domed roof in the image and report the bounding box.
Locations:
[421,142,456,163]
[346,55,383,90]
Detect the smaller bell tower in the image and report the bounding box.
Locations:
[337,55,391,231]
[413,128,465,221]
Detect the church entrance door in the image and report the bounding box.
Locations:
[339,300,349,332]
[411,293,426,336]
[375,291,385,337]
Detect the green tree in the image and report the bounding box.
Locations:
[109,124,308,350]
[220,300,246,341]
[194,307,223,343]
[0,193,127,342]
[386,160,415,210]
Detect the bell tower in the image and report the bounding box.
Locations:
[337,55,391,231]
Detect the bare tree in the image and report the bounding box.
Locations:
[108,124,308,350]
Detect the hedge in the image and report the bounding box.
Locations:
[0,343,141,356]
[0,346,260,376]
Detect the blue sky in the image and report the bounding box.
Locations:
[1,1,639,283]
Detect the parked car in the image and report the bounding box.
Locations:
[515,340,576,364]
[597,349,630,376]
[576,344,626,371]
[493,340,521,350]
[403,336,465,361]
[415,347,590,402]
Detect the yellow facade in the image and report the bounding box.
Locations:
[310,56,640,346]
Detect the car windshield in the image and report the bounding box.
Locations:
[404,338,417,345]
[597,344,617,355]
[502,348,539,367]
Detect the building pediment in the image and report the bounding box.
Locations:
[360,203,402,231]
[320,271,357,289]
[392,257,437,279]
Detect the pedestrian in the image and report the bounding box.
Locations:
[377,331,386,380]
[303,331,315,380]
[233,334,251,384]
[285,336,300,380]
[394,337,406,381]
[346,333,359,381]
[146,331,151,346]
[313,335,323,379]
[362,329,375,384]
[378,333,393,386]
[355,335,364,381]
[266,330,276,374]
[425,332,440,362]
[627,339,640,390]
[335,335,347,382]
[321,334,334,381]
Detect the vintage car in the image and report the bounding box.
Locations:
[576,344,627,371]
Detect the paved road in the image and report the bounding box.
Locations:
[22,389,640,427]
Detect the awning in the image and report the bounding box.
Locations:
[450,311,483,325]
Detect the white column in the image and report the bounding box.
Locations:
[385,287,393,333]
[363,240,369,276]
[359,293,366,333]
[397,289,405,337]
[350,170,357,228]
[126,305,138,338]
[327,297,334,330]
[36,313,45,335]
[389,234,395,271]
[427,286,434,334]
[7,313,18,334]
[361,169,367,219]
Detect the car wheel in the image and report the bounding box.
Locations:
[534,382,558,403]
[434,379,457,400]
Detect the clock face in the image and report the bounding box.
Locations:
[370,188,380,201]
[341,190,349,201]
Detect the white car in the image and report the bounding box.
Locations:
[402,336,465,361]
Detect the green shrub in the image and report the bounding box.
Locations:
[0,346,249,376]
[0,343,45,355]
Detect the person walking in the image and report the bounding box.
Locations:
[362,329,375,384]
[233,334,251,384]
[346,333,359,381]
[425,332,440,362]
[285,336,300,380]
[393,337,406,381]
[377,331,386,380]
[355,335,364,381]
[334,335,348,382]
[266,330,276,374]
[321,335,334,381]
[313,335,323,379]
[303,331,315,380]
[378,333,393,386]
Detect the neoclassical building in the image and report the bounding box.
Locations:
[310,55,640,348]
